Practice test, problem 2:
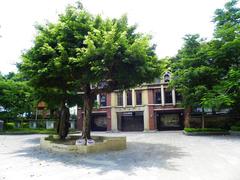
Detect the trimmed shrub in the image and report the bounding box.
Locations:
[4,122,15,130]
[230,126,240,131]
[234,121,240,127]
[184,128,226,133]
[21,123,29,128]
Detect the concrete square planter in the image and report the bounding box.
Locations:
[40,135,127,154]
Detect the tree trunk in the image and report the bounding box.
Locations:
[57,101,70,140]
[82,85,94,145]
[184,106,191,128]
[201,107,205,129]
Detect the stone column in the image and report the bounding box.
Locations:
[123,90,126,107]
[161,85,165,106]
[144,106,149,131]
[111,108,118,131]
[97,94,100,106]
[132,89,136,107]
[172,89,176,105]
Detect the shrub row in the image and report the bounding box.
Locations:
[184,127,240,132]
[4,122,15,130]
[230,126,240,131]
[184,128,227,133]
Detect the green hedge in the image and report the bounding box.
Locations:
[4,122,15,130]
[230,126,240,131]
[3,128,56,134]
[184,128,227,133]
[21,123,29,128]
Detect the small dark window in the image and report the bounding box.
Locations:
[136,91,142,105]
[127,90,132,105]
[176,91,182,103]
[155,91,161,104]
[100,94,107,106]
[165,89,172,104]
[117,92,123,106]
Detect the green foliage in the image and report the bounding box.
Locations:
[201,0,240,111]
[170,34,215,108]
[0,72,34,120]
[20,5,88,108]
[19,4,161,138]
[21,123,29,128]
[171,0,240,113]
[20,4,160,98]
[69,14,161,91]
[4,122,15,130]
[230,126,240,131]
[184,128,227,132]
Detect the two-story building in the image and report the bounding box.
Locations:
[77,72,184,131]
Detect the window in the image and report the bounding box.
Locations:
[100,94,107,106]
[117,92,123,106]
[135,91,142,105]
[164,89,172,104]
[176,91,182,103]
[127,90,132,105]
[155,90,161,104]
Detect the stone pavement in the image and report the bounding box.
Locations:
[0,131,240,180]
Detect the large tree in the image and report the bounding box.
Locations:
[171,0,240,128]
[70,15,161,142]
[20,5,91,139]
[170,34,218,128]
[20,4,161,142]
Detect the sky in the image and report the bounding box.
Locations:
[0,0,229,74]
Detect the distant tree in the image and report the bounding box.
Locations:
[0,72,34,120]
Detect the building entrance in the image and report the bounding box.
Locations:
[117,111,144,131]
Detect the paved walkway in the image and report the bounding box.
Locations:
[0,132,240,180]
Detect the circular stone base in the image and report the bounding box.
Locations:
[40,135,127,154]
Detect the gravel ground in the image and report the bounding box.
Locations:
[0,131,240,180]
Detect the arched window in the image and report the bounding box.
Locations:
[163,72,171,83]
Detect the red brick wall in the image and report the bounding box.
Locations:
[107,93,111,106]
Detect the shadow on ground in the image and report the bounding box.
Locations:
[14,137,187,174]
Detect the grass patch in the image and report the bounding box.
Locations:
[230,126,240,131]
[184,128,227,133]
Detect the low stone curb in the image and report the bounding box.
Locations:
[0,132,38,135]
[40,135,127,154]
[183,130,229,136]
[229,131,240,136]
[0,131,78,135]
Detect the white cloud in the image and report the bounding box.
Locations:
[0,0,228,74]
